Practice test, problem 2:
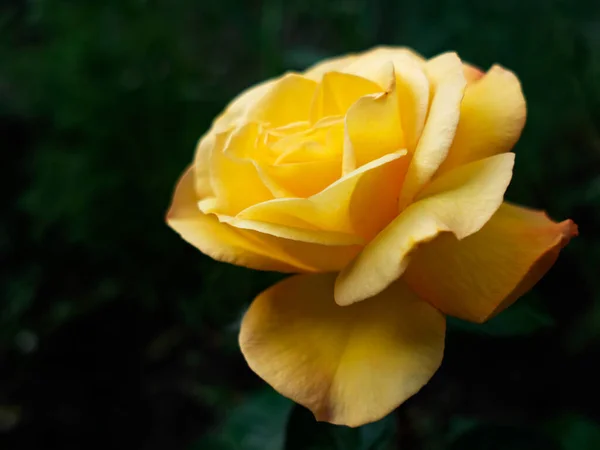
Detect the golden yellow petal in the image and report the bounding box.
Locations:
[239,274,445,427]
[251,73,318,127]
[169,167,362,271]
[404,202,578,322]
[335,153,514,306]
[393,53,431,151]
[398,52,467,209]
[344,63,405,170]
[310,71,382,123]
[235,151,409,241]
[437,65,526,174]
[462,62,484,83]
[193,132,215,199]
[213,214,363,246]
[303,54,359,81]
[206,130,275,215]
[263,158,341,198]
[343,46,426,84]
[212,78,277,132]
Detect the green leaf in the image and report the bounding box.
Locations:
[448,423,560,450]
[285,405,396,450]
[190,388,293,450]
[546,415,600,450]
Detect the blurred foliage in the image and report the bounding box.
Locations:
[1,0,599,449]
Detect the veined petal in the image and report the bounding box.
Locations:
[398,52,467,209]
[167,167,361,272]
[344,63,405,170]
[335,153,514,306]
[404,202,578,323]
[236,151,409,241]
[239,274,445,428]
[437,65,526,174]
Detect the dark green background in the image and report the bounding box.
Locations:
[1,1,599,449]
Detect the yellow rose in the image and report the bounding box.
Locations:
[166,47,577,427]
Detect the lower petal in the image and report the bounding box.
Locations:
[239,274,446,428]
[403,202,578,323]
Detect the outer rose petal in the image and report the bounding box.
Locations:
[398,52,467,208]
[239,274,445,427]
[462,62,484,83]
[404,202,578,323]
[193,132,215,199]
[167,167,360,272]
[335,153,514,306]
[437,65,526,174]
[212,78,277,132]
[207,130,275,215]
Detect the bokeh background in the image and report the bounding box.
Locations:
[1,1,600,449]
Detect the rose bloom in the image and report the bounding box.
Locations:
[167,47,577,427]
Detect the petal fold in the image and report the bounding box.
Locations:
[239,274,445,427]
[437,65,526,174]
[310,72,381,122]
[398,53,467,208]
[251,73,318,127]
[404,202,578,322]
[236,151,409,241]
[335,153,514,306]
[167,167,360,272]
[344,63,405,170]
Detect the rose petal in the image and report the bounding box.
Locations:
[335,153,514,306]
[398,52,467,209]
[212,79,277,132]
[235,151,409,241]
[193,132,216,199]
[393,53,431,151]
[344,63,405,170]
[310,71,382,122]
[462,62,484,83]
[436,65,526,174]
[167,167,360,272]
[404,202,578,322]
[206,129,275,215]
[303,54,359,81]
[239,273,445,427]
[343,46,426,84]
[251,73,318,127]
